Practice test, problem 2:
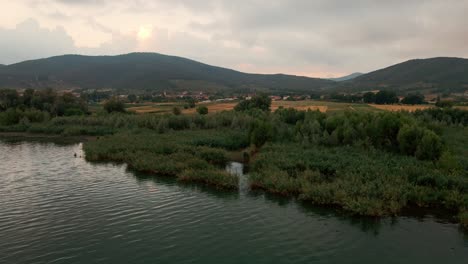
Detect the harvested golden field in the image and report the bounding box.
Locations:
[369,104,433,112]
[183,103,237,114]
[127,103,180,114]
[129,100,448,115]
[271,101,328,112]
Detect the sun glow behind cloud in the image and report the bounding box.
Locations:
[137,25,152,41]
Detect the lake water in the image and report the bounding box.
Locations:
[0,140,467,264]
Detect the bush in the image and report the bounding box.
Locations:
[235,94,271,112]
[415,130,444,161]
[249,121,272,148]
[104,98,125,113]
[435,100,454,108]
[402,94,425,105]
[0,108,21,126]
[172,107,182,115]
[178,169,238,189]
[197,106,208,115]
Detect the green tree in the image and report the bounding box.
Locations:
[22,89,35,107]
[397,125,423,155]
[197,105,208,115]
[401,94,425,105]
[235,94,272,112]
[250,94,272,111]
[435,100,454,108]
[127,94,138,103]
[0,108,20,125]
[172,107,182,115]
[103,98,126,113]
[250,121,272,148]
[415,130,443,161]
[375,91,399,104]
[363,92,376,103]
[0,89,19,111]
[185,98,196,108]
[234,100,251,111]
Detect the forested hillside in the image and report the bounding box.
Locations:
[0,53,334,93]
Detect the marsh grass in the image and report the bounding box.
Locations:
[83,130,243,189]
[250,143,467,218]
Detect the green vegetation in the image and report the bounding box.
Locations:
[401,93,425,105]
[250,143,466,217]
[234,94,272,112]
[197,105,209,115]
[172,107,182,115]
[103,97,126,113]
[0,53,333,93]
[84,130,242,189]
[1,93,467,227]
[347,57,468,93]
[0,88,86,126]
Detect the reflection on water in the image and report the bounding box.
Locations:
[0,139,467,264]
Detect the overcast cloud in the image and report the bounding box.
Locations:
[0,0,467,77]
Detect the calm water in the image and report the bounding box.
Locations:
[0,140,467,264]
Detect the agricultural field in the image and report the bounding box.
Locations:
[369,104,434,112]
[127,100,380,114]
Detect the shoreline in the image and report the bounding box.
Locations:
[0,132,97,143]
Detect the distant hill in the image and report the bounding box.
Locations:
[328,72,363,82]
[0,53,334,94]
[345,57,468,93]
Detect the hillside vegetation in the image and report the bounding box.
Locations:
[0,53,333,93]
[345,57,468,93]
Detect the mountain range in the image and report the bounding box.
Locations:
[0,53,467,94]
[344,57,468,93]
[0,53,333,94]
[328,72,363,82]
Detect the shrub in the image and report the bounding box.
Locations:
[104,98,125,113]
[415,130,444,161]
[172,107,181,115]
[197,106,208,115]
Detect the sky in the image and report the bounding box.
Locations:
[0,0,467,78]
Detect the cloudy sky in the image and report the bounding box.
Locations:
[0,0,467,77]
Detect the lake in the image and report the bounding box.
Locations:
[0,140,467,264]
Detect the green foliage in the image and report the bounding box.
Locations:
[363,92,376,103]
[350,57,468,93]
[0,108,50,126]
[103,98,126,113]
[83,130,237,189]
[435,100,454,108]
[197,105,208,115]
[172,106,182,115]
[2,104,465,225]
[185,98,196,108]
[375,90,399,104]
[250,143,467,217]
[0,88,87,117]
[397,125,424,155]
[275,107,305,124]
[127,94,137,103]
[235,94,272,112]
[414,108,468,126]
[0,53,334,93]
[0,89,19,111]
[249,120,272,148]
[415,130,444,161]
[401,93,425,105]
[179,169,238,189]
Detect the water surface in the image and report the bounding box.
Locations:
[0,140,466,264]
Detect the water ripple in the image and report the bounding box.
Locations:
[0,140,466,264]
